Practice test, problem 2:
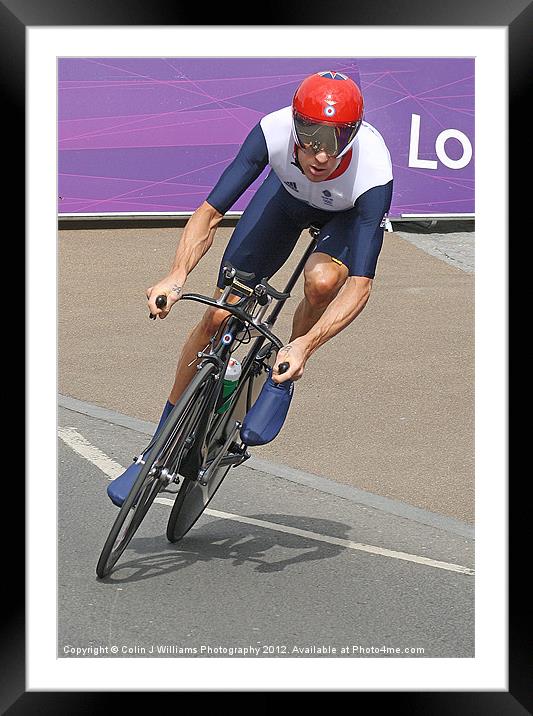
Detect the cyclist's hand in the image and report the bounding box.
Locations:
[272,338,308,383]
[146,280,183,319]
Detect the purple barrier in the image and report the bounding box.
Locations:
[58,58,474,218]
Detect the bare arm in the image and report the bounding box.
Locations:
[167,200,224,284]
[146,200,223,317]
[273,276,372,382]
[147,123,269,318]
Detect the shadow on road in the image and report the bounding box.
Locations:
[97,514,352,584]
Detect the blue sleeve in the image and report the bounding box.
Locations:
[349,180,393,278]
[206,123,269,215]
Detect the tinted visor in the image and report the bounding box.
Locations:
[294,113,360,157]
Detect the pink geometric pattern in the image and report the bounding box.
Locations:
[58,58,474,217]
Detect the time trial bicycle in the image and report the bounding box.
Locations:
[96,226,320,578]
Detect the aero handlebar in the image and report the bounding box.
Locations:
[149,292,290,374]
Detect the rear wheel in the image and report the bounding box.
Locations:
[166,356,270,543]
[166,460,232,543]
[96,363,217,578]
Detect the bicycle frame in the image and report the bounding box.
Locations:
[181,298,269,481]
[149,229,320,484]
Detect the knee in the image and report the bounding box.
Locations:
[304,266,345,308]
[199,306,231,336]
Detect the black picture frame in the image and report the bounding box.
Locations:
[11,0,521,711]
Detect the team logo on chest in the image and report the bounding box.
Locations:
[321,189,334,207]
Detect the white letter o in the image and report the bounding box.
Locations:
[435,129,472,169]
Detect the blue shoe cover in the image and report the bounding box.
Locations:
[107,460,144,507]
[107,399,175,507]
[240,372,294,446]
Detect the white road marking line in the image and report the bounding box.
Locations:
[58,426,125,481]
[155,498,473,576]
[59,427,474,576]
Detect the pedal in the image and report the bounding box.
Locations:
[230,441,250,456]
[235,449,251,466]
[225,443,251,466]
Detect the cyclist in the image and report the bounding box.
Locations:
[108,70,393,506]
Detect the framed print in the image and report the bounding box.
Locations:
[11,0,523,710]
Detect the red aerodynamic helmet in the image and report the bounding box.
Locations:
[292,71,364,158]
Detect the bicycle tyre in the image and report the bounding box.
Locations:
[96,362,217,578]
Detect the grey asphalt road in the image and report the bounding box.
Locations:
[58,221,474,523]
[58,405,474,659]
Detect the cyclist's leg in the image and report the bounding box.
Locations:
[170,170,305,404]
[240,248,348,448]
[107,397,176,507]
[109,295,242,507]
[289,207,379,341]
[108,302,235,507]
[289,251,349,340]
[168,290,241,404]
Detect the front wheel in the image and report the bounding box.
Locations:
[96,471,165,579]
[96,362,217,578]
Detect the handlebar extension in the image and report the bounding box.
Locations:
[148,264,292,374]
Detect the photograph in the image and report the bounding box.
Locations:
[57,56,476,662]
[16,12,519,709]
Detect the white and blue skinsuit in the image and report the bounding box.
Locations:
[206,106,394,287]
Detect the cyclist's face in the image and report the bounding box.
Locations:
[297,146,340,182]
